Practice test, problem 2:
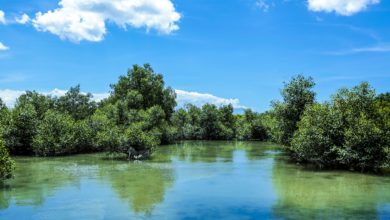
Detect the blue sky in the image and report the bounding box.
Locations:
[0,0,389,111]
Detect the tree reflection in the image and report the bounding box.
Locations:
[0,157,79,209]
[101,162,174,214]
[272,157,390,219]
[155,141,278,163]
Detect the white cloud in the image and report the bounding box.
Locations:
[325,44,390,55]
[308,0,380,16]
[0,89,109,107]
[0,89,25,107]
[15,14,30,24]
[32,0,181,42]
[175,89,247,110]
[256,0,270,12]
[351,45,390,52]
[0,10,5,24]
[0,88,246,110]
[0,11,8,52]
[0,42,9,51]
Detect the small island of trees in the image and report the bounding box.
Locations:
[0,64,389,180]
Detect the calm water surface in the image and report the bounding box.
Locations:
[1,141,390,219]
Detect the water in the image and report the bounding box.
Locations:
[1,141,390,219]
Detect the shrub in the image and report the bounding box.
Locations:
[291,83,389,171]
[32,110,76,156]
[0,139,14,180]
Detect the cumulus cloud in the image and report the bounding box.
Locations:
[0,89,109,107]
[0,89,25,107]
[175,89,247,110]
[0,88,247,110]
[0,42,9,51]
[15,14,30,24]
[0,10,5,24]
[32,0,181,42]
[308,0,380,16]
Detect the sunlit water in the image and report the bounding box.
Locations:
[1,141,390,220]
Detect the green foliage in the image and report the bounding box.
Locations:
[259,111,279,142]
[93,64,177,158]
[171,108,190,140]
[94,119,160,159]
[1,64,388,170]
[91,106,122,154]
[72,119,95,153]
[55,85,96,120]
[110,64,176,120]
[290,103,340,168]
[218,105,236,139]
[385,147,390,168]
[16,91,53,120]
[273,75,316,145]
[91,105,120,152]
[291,83,389,171]
[0,99,9,127]
[123,123,160,152]
[32,110,76,156]
[32,108,97,156]
[172,104,238,140]
[236,109,268,140]
[0,64,178,159]
[199,104,224,139]
[4,102,38,155]
[0,139,14,180]
[3,92,53,155]
[175,104,204,140]
[375,92,390,145]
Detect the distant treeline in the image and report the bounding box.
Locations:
[0,64,389,180]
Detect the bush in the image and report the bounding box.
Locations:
[291,83,389,171]
[94,125,122,154]
[32,110,76,156]
[0,139,14,180]
[73,119,95,153]
[236,109,269,141]
[123,123,160,152]
[4,103,38,155]
[290,104,340,168]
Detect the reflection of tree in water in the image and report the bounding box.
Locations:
[154,141,281,163]
[271,156,390,219]
[0,154,174,216]
[243,142,282,161]
[0,157,79,210]
[0,184,11,209]
[170,141,234,163]
[101,162,174,215]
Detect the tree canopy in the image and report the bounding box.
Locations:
[272,75,316,145]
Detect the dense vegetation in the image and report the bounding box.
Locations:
[171,103,272,141]
[0,64,388,179]
[272,75,316,145]
[0,64,176,161]
[277,77,390,172]
[0,100,14,180]
[0,138,14,180]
